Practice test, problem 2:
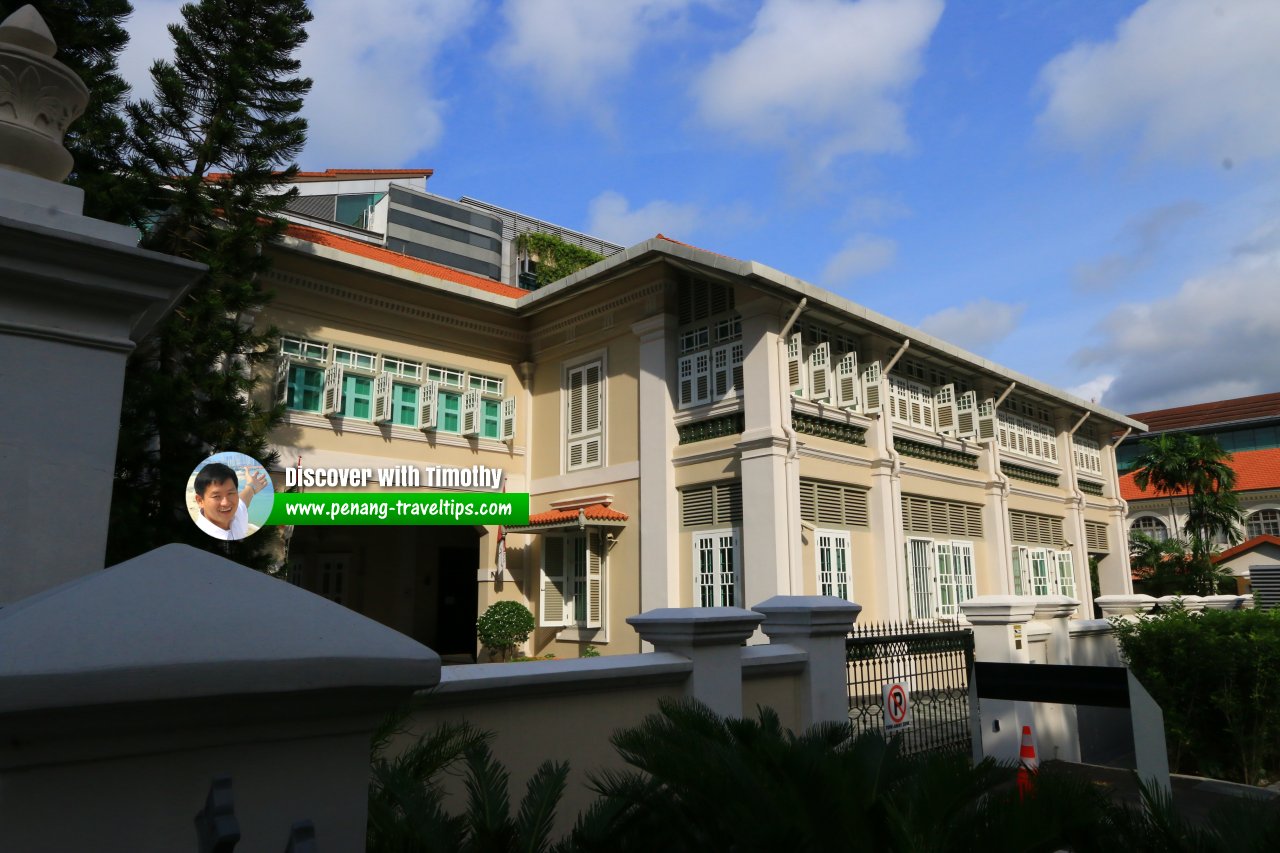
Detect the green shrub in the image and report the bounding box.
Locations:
[581,645,600,658]
[1112,608,1280,784]
[476,600,536,662]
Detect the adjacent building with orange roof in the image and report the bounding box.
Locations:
[1118,393,1280,593]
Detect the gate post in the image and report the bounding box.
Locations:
[628,607,762,719]
[754,596,862,727]
[1031,596,1082,762]
[959,596,1036,762]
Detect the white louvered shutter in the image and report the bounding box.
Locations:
[567,362,603,470]
[956,391,977,439]
[954,541,976,606]
[418,380,439,430]
[787,333,808,398]
[540,537,567,627]
[461,389,481,435]
[678,351,711,409]
[888,377,910,424]
[500,396,517,442]
[711,343,740,399]
[906,538,934,621]
[373,373,394,424]
[935,384,957,434]
[586,531,603,628]
[274,358,291,406]
[322,365,344,417]
[834,352,859,409]
[808,342,833,402]
[861,360,883,414]
[976,398,997,441]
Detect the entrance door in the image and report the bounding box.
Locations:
[435,546,479,657]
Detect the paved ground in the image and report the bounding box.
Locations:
[1047,761,1279,825]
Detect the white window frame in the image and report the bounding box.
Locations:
[816,529,852,601]
[694,529,740,608]
[1247,508,1280,539]
[1129,516,1170,542]
[539,531,605,631]
[906,537,976,620]
[565,357,605,471]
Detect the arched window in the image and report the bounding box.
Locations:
[1247,509,1280,539]
[1130,516,1169,542]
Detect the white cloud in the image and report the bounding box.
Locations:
[585,191,702,246]
[1037,0,1280,162]
[695,0,944,167]
[1073,200,1202,291]
[493,0,693,110]
[820,233,897,285]
[918,299,1026,352]
[118,1,477,166]
[1067,374,1116,405]
[1075,233,1280,412]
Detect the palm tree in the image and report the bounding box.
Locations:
[1131,434,1193,533]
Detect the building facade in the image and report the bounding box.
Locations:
[1118,393,1280,593]
[262,174,1142,659]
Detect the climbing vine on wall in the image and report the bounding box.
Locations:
[515,232,604,287]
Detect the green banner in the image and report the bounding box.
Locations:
[265,492,529,526]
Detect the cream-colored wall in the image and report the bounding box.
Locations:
[407,679,684,836]
[742,672,803,732]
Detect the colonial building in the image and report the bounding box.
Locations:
[1118,392,1280,593]
[262,172,1142,658]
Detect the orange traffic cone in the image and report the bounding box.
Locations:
[1017,725,1039,800]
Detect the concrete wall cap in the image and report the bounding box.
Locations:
[1200,594,1242,610]
[627,607,763,646]
[0,544,440,715]
[753,595,862,636]
[958,595,1037,624]
[1094,594,1157,617]
[1031,595,1080,620]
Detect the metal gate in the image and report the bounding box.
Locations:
[846,620,975,755]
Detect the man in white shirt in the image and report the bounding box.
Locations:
[193,462,268,541]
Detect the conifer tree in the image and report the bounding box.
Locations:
[106,0,312,569]
[0,0,142,222]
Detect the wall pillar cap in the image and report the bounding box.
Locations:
[1031,595,1080,621]
[1200,594,1241,610]
[1094,594,1157,617]
[1239,594,1255,610]
[959,595,1037,624]
[753,596,862,638]
[627,607,763,647]
[0,544,440,716]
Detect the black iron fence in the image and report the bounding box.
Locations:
[846,620,975,756]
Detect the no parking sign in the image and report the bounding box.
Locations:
[882,682,912,732]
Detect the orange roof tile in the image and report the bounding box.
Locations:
[1119,447,1280,501]
[282,223,527,298]
[1212,535,1280,564]
[655,233,735,259]
[525,504,629,527]
[1128,392,1280,432]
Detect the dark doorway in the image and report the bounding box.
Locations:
[436,545,479,657]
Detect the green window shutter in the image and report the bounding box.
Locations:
[540,536,567,627]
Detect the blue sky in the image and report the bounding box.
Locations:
[119,0,1280,414]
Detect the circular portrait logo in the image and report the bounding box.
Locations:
[186,452,274,541]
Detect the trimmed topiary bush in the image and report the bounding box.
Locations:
[476,600,535,662]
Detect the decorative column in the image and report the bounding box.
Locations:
[754,596,862,726]
[628,607,762,718]
[632,314,680,612]
[980,438,1014,596]
[959,595,1036,761]
[867,407,905,618]
[735,296,793,604]
[0,6,203,604]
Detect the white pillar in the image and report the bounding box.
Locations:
[632,314,680,612]
[735,298,792,604]
[627,607,762,718]
[959,595,1037,762]
[1095,594,1157,621]
[754,595,862,726]
[1030,595,1082,762]
[0,8,202,604]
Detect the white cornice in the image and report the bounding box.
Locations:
[279,412,525,456]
